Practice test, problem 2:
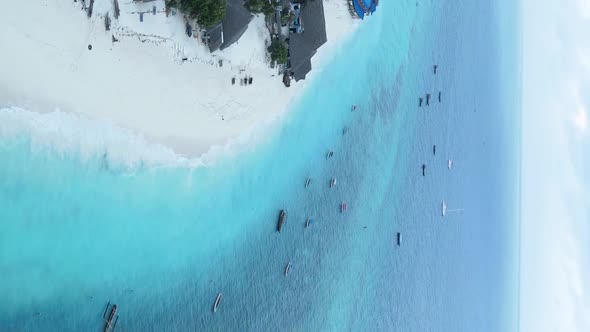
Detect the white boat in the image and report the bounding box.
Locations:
[213,293,222,313]
[330,177,337,188]
[305,177,311,188]
[284,262,292,276]
[305,217,311,228]
[442,200,463,217]
[448,159,453,169]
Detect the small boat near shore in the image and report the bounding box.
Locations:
[277,209,287,233]
[305,217,311,228]
[448,159,453,169]
[102,302,119,332]
[213,293,222,313]
[285,262,292,276]
[341,201,347,213]
[330,177,337,188]
[396,232,402,246]
[305,177,311,188]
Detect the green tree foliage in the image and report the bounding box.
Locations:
[268,38,288,64]
[170,0,226,27]
[245,0,274,16]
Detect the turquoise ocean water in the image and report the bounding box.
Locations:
[0,0,521,331]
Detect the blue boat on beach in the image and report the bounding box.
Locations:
[351,0,378,19]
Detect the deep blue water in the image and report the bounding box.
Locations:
[0,0,521,331]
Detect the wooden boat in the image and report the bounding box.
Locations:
[277,209,287,233]
[102,302,119,332]
[213,293,222,313]
[285,262,292,276]
[330,177,337,188]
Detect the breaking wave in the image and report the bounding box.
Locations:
[0,106,273,170]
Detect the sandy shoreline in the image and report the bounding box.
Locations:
[0,0,359,157]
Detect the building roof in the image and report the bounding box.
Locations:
[205,23,224,53]
[220,0,254,50]
[204,0,253,52]
[288,0,327,81]
[293,59,312,80]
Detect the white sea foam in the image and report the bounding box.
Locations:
[0,106,191,168]
[0,106,283,170]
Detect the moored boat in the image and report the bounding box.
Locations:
[103,303,118,332]
[285,262,292,276]
[441,201,463,217]
[396,232,402,246]
[305,177,311,188]
[277,209,287,233]
[213,293,222,313]
[341,201,347,213]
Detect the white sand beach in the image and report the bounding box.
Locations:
[0,0,359,156]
